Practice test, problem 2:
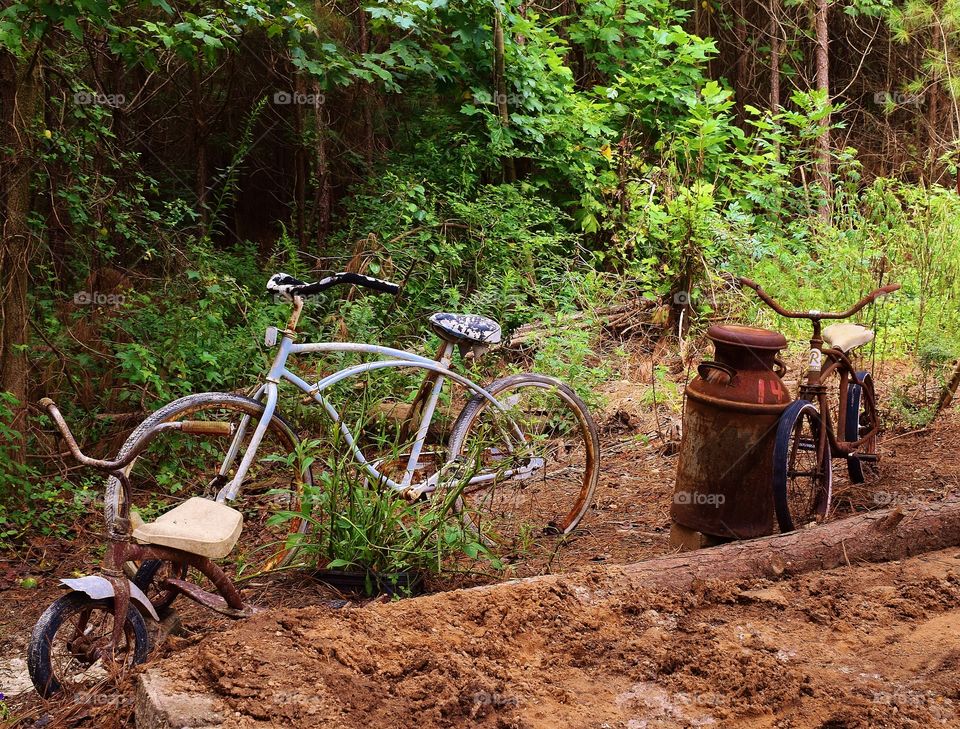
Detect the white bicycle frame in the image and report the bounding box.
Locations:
[215,297,529,502]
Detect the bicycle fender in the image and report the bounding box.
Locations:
[60,576,160,621]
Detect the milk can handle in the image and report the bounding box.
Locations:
[773,356,788,378]
[697,361,735,385]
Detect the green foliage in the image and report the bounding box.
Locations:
[267,425,500,592]
[331,163,602,333]
[0,393,95,547]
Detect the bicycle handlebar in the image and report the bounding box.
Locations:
[267,271,400,300]
[728,275,900,320]
[40,398,233,473]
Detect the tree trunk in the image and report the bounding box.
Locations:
[310,81,332,250]
[293,72,307,248]
[813,0,832,219]
[0,49,41,464]
[493,10,517,182]
[631,500,960,592]
[493,10,516,182]
[769,0,781,161]
[357,3,375,170]
[735,0,748,121]
[191,64,209,232]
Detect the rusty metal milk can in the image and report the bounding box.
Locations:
[671,324,791,547]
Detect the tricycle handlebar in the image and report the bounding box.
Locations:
[40,398,234,473]
[728,275,900,320]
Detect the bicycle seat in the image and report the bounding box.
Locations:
[429,312,502,345]
[132,497,243,559]
[822,323,874,353]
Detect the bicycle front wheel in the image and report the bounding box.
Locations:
[773,400,832,532]
[445,374,600,554]
[107,392,311,578]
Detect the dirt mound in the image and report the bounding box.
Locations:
[145,549,960,728]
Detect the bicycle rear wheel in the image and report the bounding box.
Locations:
[107,393,311,579]
[846,371,879,483]
[445,374,600,557]
[773,400,832,532]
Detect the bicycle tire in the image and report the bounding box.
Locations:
[445,373,600,551]
[133,559,188,615]
[773,400,832,532]
[846,371,878,484]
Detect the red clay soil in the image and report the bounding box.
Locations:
[148,547,960,728]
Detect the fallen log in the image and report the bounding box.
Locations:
[618,498,960,592]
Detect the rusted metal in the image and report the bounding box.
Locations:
[121,542,249,613]
[163,578,259,617]
[672,324,791,539]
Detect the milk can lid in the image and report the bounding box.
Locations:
[707,324,787,351]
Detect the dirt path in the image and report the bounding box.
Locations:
[140,546,960,728]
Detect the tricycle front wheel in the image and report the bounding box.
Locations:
[28,592,150,698]
[773,400,833,532]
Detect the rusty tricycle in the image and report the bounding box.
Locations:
[28,398,262,698]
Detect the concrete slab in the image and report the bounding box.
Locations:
[135,670,224,729]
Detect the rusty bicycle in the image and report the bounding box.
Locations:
[730,276,900,531]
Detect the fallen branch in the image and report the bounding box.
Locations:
[508,299,657,347]
[936,358,960,414]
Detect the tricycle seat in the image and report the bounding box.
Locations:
[133,497,243,559]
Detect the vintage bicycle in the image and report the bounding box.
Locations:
[101,271,600,577]
[730,276,900,531]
